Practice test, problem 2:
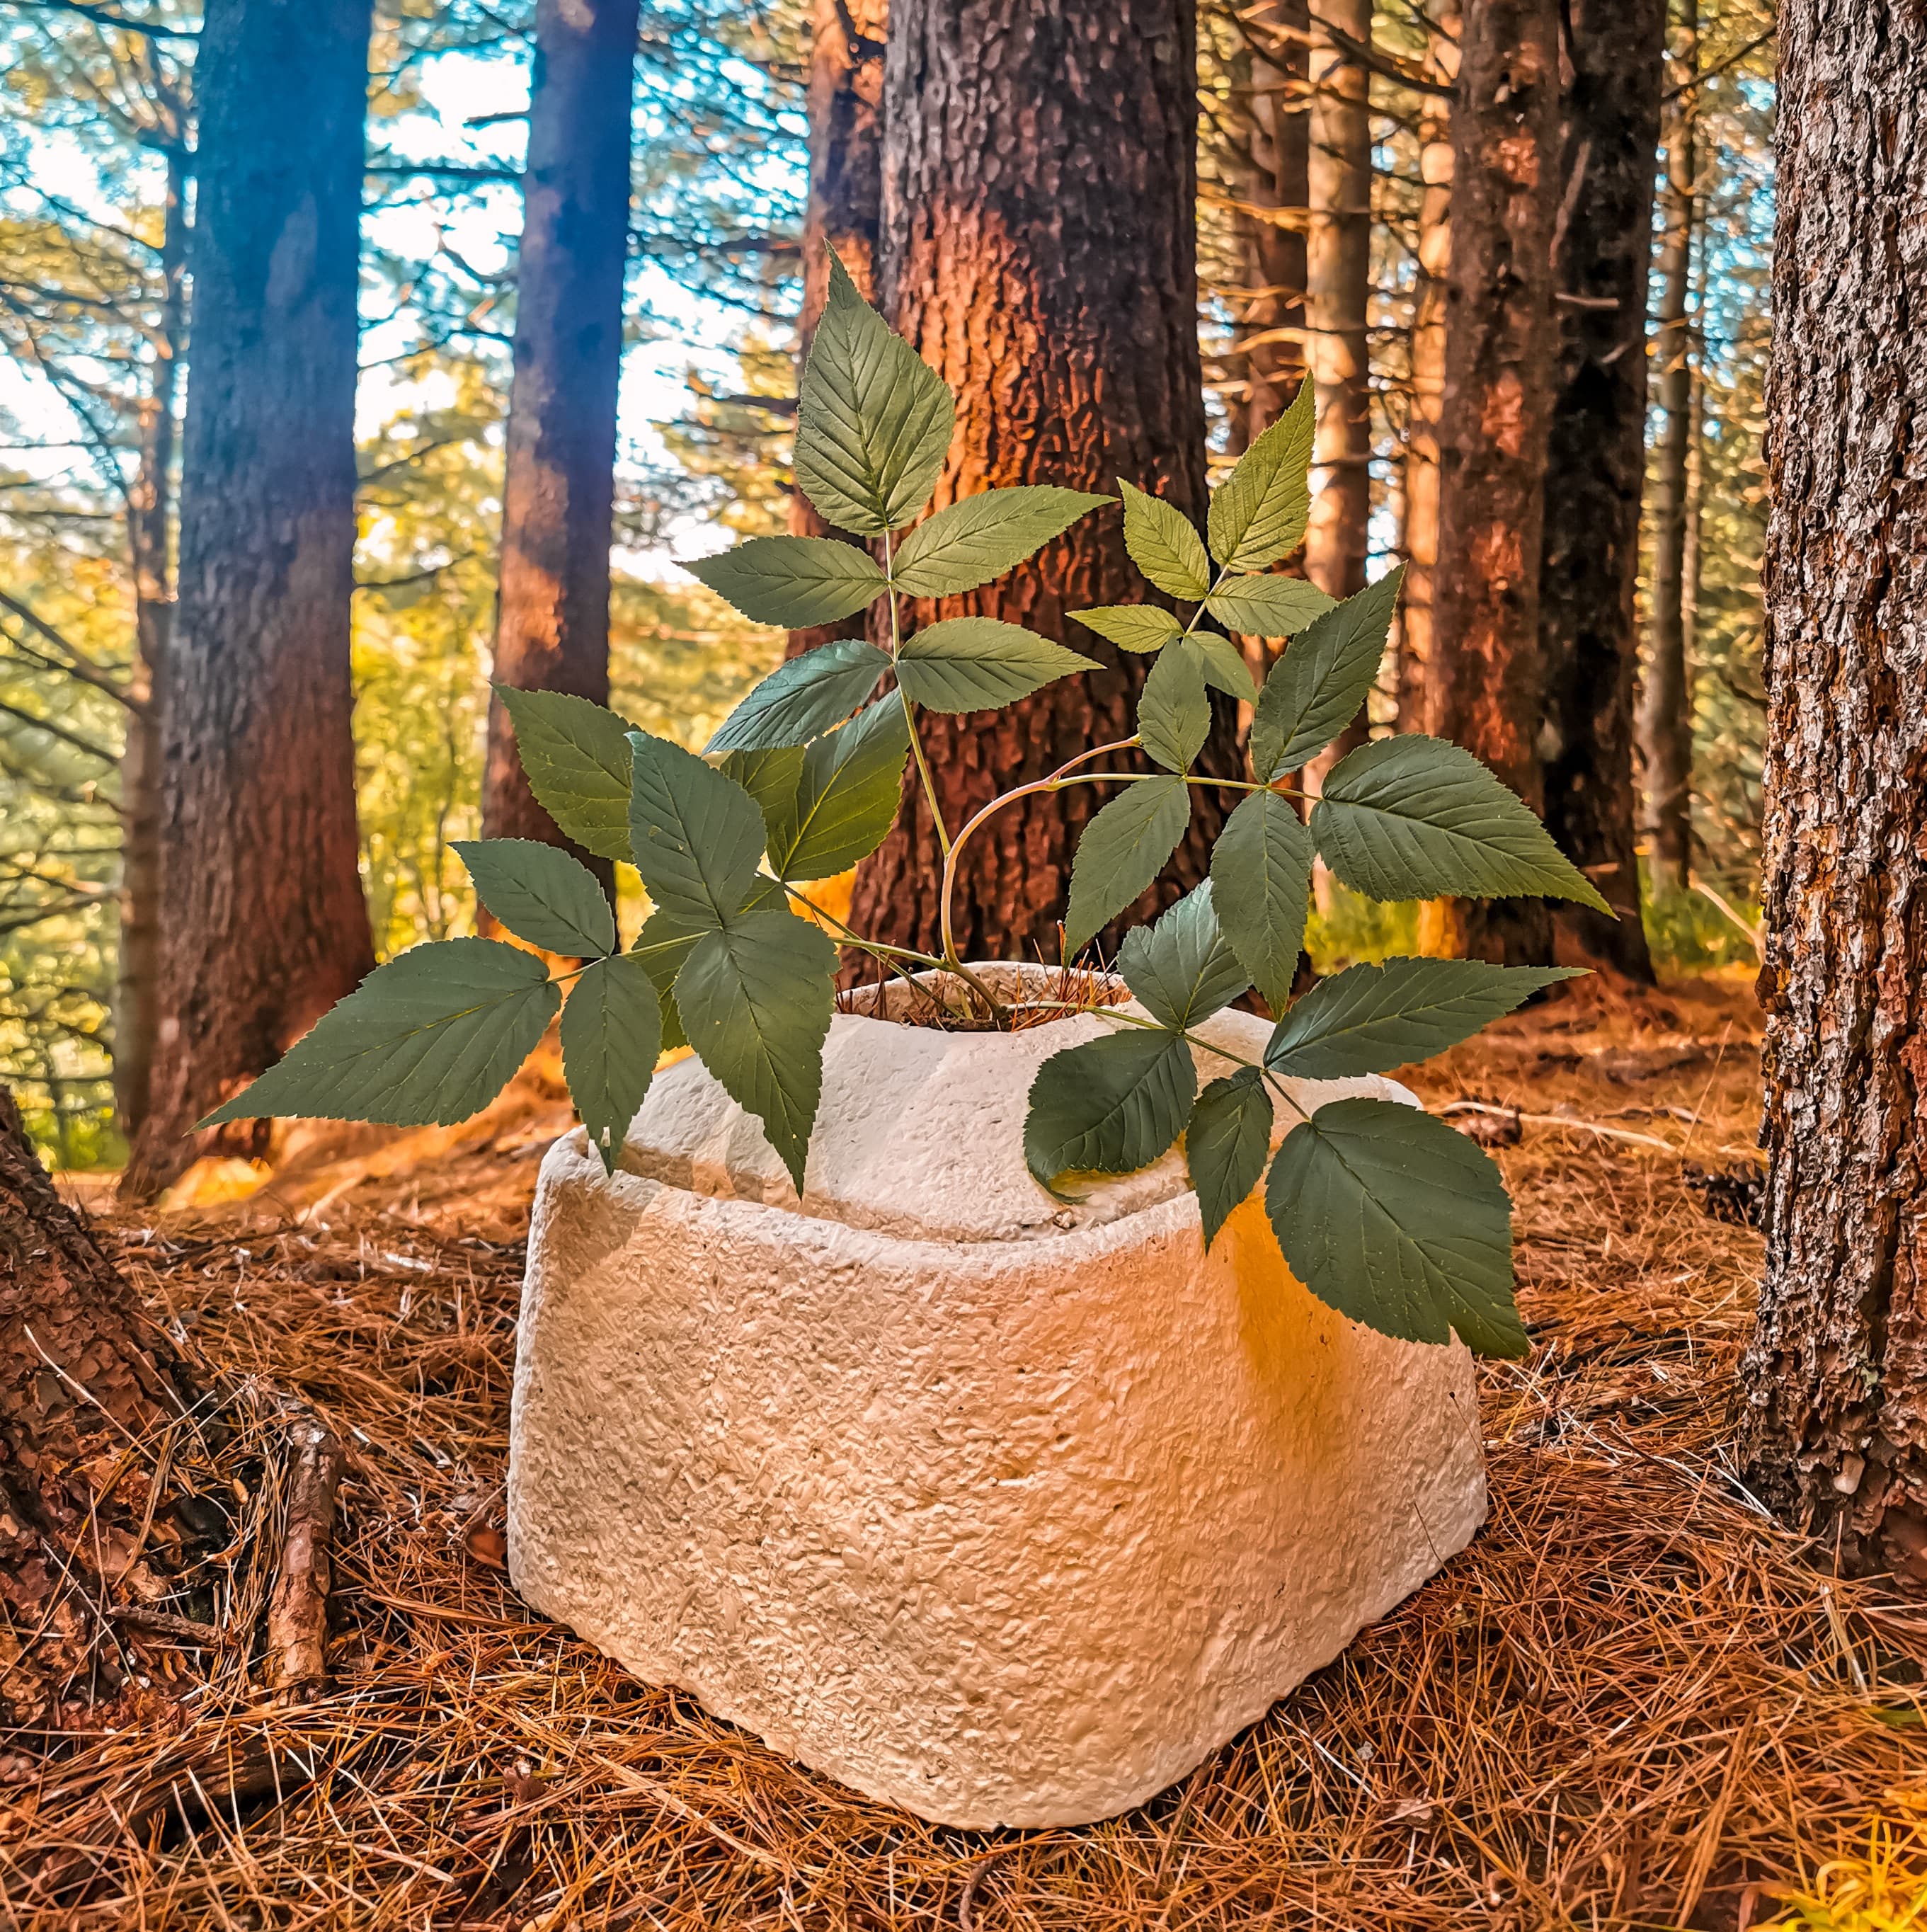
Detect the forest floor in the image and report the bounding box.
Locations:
[7,970,1927,1932]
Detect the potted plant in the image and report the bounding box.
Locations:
[209,254,1606,1828]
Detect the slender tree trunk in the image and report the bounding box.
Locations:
[115,146,188,1141]
[1397,3,1458,733]
[1637,0,1698,896]
[1741,0,1927,1587]
[1536,0,1664,982]
[847,0,1229,966]
[1419,0,1560,966]
[480,0,639,888]
[787,0,888,659]
[1226,0,1308,454]
[123,0,375,1200]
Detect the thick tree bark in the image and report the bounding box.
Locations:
[1419,0,1560,966]
[1,1089,204,1732]
[1740,0,1927,1587]
[124,0,375,1199]
[786,0,888,660]
[1225,0,1308,455]
[1396,4,1458,734]
[1536,0,1664,982]
[846,0,1233,966]
[480,0,639,886]
[1636,0,1698,897]
[115,146,188,1141]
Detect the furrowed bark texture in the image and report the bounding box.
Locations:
[124,0,375,1199]
[481,0,639,886]
[1536,0,1664,982]
[116,146,188,1140]
[1740,0,1927,1586]
[1396,4,1458,733]
[787,0,888,659]
[847,0,1232,968]
[1419,0,1560,966]
[1635,1,1699,896]
[1,1089,204,1732]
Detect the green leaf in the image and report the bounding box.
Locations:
[673,908,837,1193]
[793,248,956,534]
[1250,568,1404,782]
[891,486,1111,597]
[704,639,892,755]
[1023,1027,1197,1189]
[1266,1097,1526,1356]
[1136,638,1211,772]
[1313,736,1613,913]
[1205,575,1336,638]
[1209,789,1313,1013]
[560,951,663,1172]
[685,535,887,628]
[719,744,806,830]
[765,698,910,879]
[1070,605,1185,653]
[1063,774,1192,956]
[1116,879,1251,1031]
[454,838,615,959]
[1190,627,1259,704]
[1119,479,1211,600]
[895,617,1099,713]
[1186,1069,1274,1248]
[1265,957,1585,1078]
[1207,378,1317,571]
[200,939,558,1129]
[497,687,634,863]
[627,730,767,927]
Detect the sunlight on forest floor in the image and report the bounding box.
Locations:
[7,971,1926,1931]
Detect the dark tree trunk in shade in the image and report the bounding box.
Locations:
[1740,0,1927,1587]
[1635,0,1699,896]
[1536,0,1664,983]
[123,0,375,1199]
[1418,0,1560,966]
[1,1088,205,1729]
[115,146,188,1141]
[480,0,639,888]
[846,0,1232,968]
[786,0,887,661]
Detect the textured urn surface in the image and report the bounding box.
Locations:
[508,969,1487,1828]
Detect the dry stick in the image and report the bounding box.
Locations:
[265,1410,348,1691]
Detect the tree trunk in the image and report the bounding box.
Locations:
[1397,4,1458,733]
[786,0,888,660]
[1636,0,1698,897]
[479,0,639,888]
[1740,0,1927,1587]
[845,0,1231,967]
[115,145,188,1142]
[1225,0,1308,455]
[1418,0,1560,966]
[1535,0,1664,982]
[123,0,375,1200]
[1,1088,204,1732]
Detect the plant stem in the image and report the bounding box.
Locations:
[882,527,953,861]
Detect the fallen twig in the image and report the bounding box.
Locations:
[264,1410,347,1691]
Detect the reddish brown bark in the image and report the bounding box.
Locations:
[846,0,1233,967]
[480,0,639,885]
[1740,0,1927,1585]
[1536,0,1664,982]
[1,1089,204,1733]
[786,0,888,660]
[1419,0,1560,966]
[125,0,376,1199]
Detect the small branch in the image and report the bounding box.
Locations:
[265,1411,347,1691]
[13,0,199,40]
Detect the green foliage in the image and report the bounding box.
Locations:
[227,258,1623,1364]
